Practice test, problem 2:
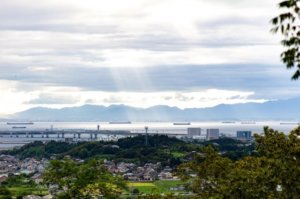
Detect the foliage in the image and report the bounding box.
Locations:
[1,135,190,167]
[0,174,47,197]
[1,135,253,169]
[0,187,11,198]
[202,137,255,160]
[131,188,140,195]
[43,158,126,199]
[179,126,300,198]
[271,0,300,79]
[254,126,300,198]
[136,193,192,199]
[3,141,76,160]
[7,186,47,198]
[117,135,183,148]
[1,174,35,187]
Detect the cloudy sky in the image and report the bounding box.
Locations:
[0,0,299,115]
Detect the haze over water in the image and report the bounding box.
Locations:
[0,121,298,149]
[0,121,298,135]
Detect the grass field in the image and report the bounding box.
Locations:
[7,186,48,197]
[171,152,186,158]
[127,180,185,194]
[128,182,156,187]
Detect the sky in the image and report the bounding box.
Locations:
[0,0,300,116]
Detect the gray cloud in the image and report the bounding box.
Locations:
[0,63,299,100]
[103,96,126,103]
[26,94,79,104]
[226,95,247,100]
[0,0,276,53]
[0,1,76,27]
[0,0,295,110]
[174,93,195,102]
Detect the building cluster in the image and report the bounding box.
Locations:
[0,155,178,184]
[187,128,253,142]
[187,128,221,140]
[104,160,177,181]
[0,155,48,183]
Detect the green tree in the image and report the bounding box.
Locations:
[179,127,300,198]
[43,158,126,199]
[272,0,300,79]
[254,127,300,198]
[0,187,12,199]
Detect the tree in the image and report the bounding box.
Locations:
[254,127,300,198]
[272,0,300,79]
[179,126,300,198]
[0,187,12,199]
[43,158,126,199]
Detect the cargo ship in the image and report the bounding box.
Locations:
[12,126,27,129]
[280,122,299,125]
[173,122,191,125]
[7,122,34,125]
[109,121,132,124]
[241,121,256,125]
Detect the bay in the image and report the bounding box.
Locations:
[0,121,298,149]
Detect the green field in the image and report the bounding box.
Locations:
[127,180,185,194]
[171,152,186,158]
[2,181,185,198]
[7,186,48,197]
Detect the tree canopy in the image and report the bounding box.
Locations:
[272,0,300,79]
[43,158,126,199]
[178,126,300,198]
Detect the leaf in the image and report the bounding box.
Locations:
[292,69,300,79]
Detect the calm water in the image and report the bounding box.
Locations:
[0,121,298,149]
[0,121,298,134]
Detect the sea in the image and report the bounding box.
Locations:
[0,121,298,149]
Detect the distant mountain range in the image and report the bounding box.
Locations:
[9,98,300,121]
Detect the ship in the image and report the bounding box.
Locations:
[280,122,299,125]
[12,126,27,129]
[109,121,132,124]
[240,121,256,124]
[222,121,236,124]
[7,122,34,125]
[173,122,191,125]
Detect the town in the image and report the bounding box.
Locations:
[0,128,255,198]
